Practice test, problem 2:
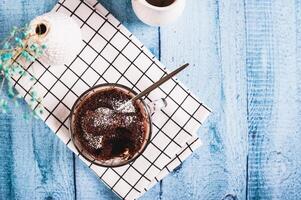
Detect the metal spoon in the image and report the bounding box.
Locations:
[117,63,189,111]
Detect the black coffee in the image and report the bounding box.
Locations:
[72,87,149,162]
[146,0,175,7]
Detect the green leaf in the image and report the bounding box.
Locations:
[0,25,47,119]
[29,43,38,51]
[23,112,30,120]
[15,37,24,47]
[0,99,8,113]
[21,51,35,62]
[3,42,10,49]
[1,53,13,61]
[30,90,37,98]
[14,100,19,108]
[8,87,15,99]
[20,31,29,39]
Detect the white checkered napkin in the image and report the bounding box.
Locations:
[10,0,211,199]
[139,136,202,199]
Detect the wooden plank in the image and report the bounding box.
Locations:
[74,1,161,199]
[246,0,301,199]
[0,1,75,199]
[10,105,75,199]
[159,0,248,199]
[0,109,14,199]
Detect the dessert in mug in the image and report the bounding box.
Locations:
[70,85,151,166]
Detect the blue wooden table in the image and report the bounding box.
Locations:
[1,0,301,199]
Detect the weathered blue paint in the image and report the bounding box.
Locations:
[0,105,14,200]
[0,1,75,200]
[246,0,301,199]
[159,0,248,199]
[1,0,301,199]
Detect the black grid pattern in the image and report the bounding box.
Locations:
[12,0,211,199]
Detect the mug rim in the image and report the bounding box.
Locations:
[138,0,180,11]
[69,83,152,167]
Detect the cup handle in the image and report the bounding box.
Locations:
[146,98,167,114]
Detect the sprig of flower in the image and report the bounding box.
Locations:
[0,24,47,119]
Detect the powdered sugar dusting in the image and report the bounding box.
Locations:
[75,87,148,160]
[81,106,139,150]
[114,99,136,113]
[83,132,103,149]
[93,107,114,128]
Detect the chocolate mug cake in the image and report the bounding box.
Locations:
[69,84,151,167]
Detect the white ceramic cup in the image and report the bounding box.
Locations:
[131,0,186,26]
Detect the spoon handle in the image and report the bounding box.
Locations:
[131,63,189,102]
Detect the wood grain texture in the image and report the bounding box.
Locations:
[0,1,75,200]
[9,104,75,200]
[0,109,14,199]
[246,0,301,199]
[2,0,301,199]
[159,0,248,199]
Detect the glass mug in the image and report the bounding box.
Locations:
[69,83,166,167]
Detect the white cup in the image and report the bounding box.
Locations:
[131,0,186,26]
